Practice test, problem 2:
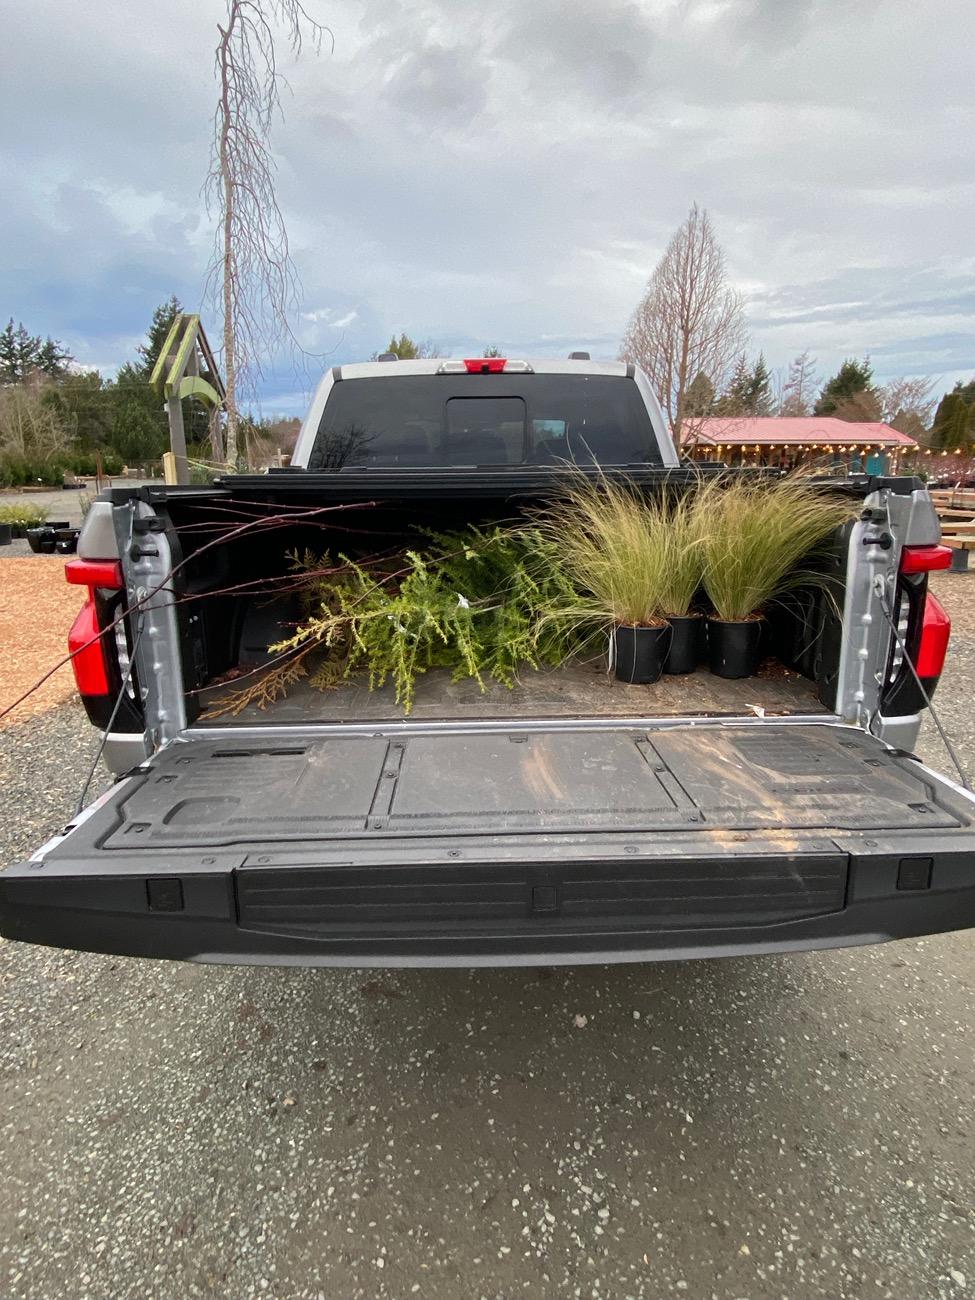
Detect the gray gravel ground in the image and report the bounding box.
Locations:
[0,577,973,1300]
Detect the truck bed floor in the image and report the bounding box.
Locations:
[197,659,822,724]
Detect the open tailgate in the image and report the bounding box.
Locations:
[3,720,975,966]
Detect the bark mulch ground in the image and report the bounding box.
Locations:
[0,556,85,725]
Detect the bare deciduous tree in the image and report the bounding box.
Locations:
[206,1,330,468]
[620,204,746,447]
[777,349,818,416]
[880,375,936,439]
[0,382,73,466]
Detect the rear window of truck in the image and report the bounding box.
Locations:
[307,373,662,469]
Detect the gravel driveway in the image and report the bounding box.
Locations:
[0,577,972,1300]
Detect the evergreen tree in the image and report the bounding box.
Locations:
[41,371,114,451]
[930,392,958,449]
[714,353,771,416]
[948,400,972,450]
[749,353,773,416]
[374,333,440,360]
[36,335,73,377]
[0,319,72,382]
[683,371,715,418]
[928,378,974,450]
[814,357,878,417]
[930,391,972,450]
[106,296,215,461]
[713,353,752,415]
[136,295,182,376]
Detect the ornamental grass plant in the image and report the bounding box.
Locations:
[699,474,855,622]
[534,475,670,628]
[658,484,709,618]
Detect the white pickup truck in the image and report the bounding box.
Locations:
[2,356,973,966]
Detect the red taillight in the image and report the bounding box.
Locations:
[899,545,952,574]
[68,600,111,697]
[916,592,950,679]
[65,558,122,699]
[65,558,123,588]
[463,357,506,373]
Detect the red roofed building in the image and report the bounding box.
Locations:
[687,417,918,474]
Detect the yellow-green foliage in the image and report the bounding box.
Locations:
[700,475,854,621]
[0,503,49,528]
[658,483,710,617]
[270,527,591,713]
[535,476,671,627]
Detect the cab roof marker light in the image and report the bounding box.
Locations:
[464,358,507,373]
[437,358,534,375]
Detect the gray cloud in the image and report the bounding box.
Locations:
[1,0,972,413]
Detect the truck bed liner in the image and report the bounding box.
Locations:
[197,661,822,724]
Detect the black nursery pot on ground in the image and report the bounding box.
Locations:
[0,523,11,546]
[664,613,705,674]
[54,528,79,555]
[707,616,763,680]
[26,527,53,554]
[613,622,670,684]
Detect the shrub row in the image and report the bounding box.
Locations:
[0,450,125,487]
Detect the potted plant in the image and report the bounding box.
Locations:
[659,487,708,673]
[537,477,670,684]
[0,503,49,538]
[700,475,853,679]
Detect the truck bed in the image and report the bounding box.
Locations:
[197,660,823,724]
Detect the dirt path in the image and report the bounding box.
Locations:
[0,556,85,723]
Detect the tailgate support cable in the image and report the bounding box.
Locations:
[72,613,146,818]
[876,587,970,791]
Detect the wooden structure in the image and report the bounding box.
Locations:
[149,315,225,485]
[929,488,975,572]
[688,417,918,474]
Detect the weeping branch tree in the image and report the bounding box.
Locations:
[206,1,329,468]
[620,204,746,448]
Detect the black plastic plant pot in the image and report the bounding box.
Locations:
[26,527,50,554]
[0,523,11,546]
[707,617,763,679]
[54,528,79,555]
[613,622,669,685]
[664,613,705,674]
[47,521,70,530]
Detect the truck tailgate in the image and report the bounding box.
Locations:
[3,721,975,965]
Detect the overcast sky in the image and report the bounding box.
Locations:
[2,0,973,416]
